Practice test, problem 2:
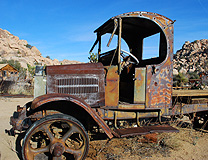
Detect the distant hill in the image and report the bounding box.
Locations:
[0,28,81,69]
[173,39,208,75]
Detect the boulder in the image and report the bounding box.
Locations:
[174,39,208,75]
[31,46,41,56]
[173,69,178,75]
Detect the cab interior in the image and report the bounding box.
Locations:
[91,16,168,105]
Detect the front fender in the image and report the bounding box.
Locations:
[31,93,114,139]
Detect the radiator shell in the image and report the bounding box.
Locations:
[46,63,105,107]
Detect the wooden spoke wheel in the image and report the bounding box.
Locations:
[22,114,89,160]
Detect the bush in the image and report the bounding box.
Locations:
[19,68,27,80]
[27,64,36,76]
[88,53,98,63]
[8,82,33,95]
[46,56,51,59]
[25,44,33,49]
[173,73,188,87]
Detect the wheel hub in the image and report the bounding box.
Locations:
[50,142,65,157]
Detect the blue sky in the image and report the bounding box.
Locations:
[0,0,208,62]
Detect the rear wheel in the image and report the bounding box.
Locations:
[22,114,89,160]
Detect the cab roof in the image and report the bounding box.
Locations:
[94,11,173,39]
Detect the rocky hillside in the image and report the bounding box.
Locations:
[0,28,81,69]
[1,28,207,76]
[173,39,208,75]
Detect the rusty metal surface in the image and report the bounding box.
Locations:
[134,68,146,103]
[114,125,178,138]
[94,11,174,114]
[9,101,32,133]
[146,62,173,110]
[22,114,89,159]
[46,63,105,107]
[31,93,114,139]
[95,12,173,35]
[104,66,119,107]
[98,107,161,120]
[172,90,208,97]
[143,12,174,111]
[107,104,145,110]
[169,103,208,116]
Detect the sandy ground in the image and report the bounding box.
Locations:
[0,97,33,160]
[0,97,208,160]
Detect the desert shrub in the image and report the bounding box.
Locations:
[27,64,35,76]
[173,73,189,87]
[19,68,27,80]
[88,53,98,63]
[46,55,51,59]
[8,82,33,95]
[25,44,33,49]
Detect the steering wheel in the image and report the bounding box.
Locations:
[120,49,139,71]
[120,49,139,64]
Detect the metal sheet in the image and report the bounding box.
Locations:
[170,103,208,116]
[46,63,105,107]
[143,11,174,111]
[31,93,114,139]
[114,125,179,137]
[172,90,208,97]
[146,62,173,110]
[134,68,146,103]
[104,66,119,107]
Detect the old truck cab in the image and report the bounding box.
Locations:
[91,11,174,117]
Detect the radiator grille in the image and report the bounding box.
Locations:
[56,77,99,95]
[46,63,105,107]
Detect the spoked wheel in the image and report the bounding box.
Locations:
[22,114,89,160]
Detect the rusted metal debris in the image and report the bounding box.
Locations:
[140,133,158,143]
[114,125,179,138]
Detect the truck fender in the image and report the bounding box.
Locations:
[31,93,114,139]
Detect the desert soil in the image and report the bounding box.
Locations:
[0,97,208,160]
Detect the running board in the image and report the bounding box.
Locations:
[114,125,179,138]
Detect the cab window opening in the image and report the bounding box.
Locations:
[143,33,160,60]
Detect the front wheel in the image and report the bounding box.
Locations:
[22,114,89,160]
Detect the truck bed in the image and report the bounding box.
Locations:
[172,89,208,97]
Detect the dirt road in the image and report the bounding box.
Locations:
[1,97,208,160]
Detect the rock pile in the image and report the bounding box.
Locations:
[0,28,81,69]
[173,39,208,75]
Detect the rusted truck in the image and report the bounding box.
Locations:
[6,11,208,160]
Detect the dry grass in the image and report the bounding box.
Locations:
[86,119,207,160]
[8,83,33,95]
